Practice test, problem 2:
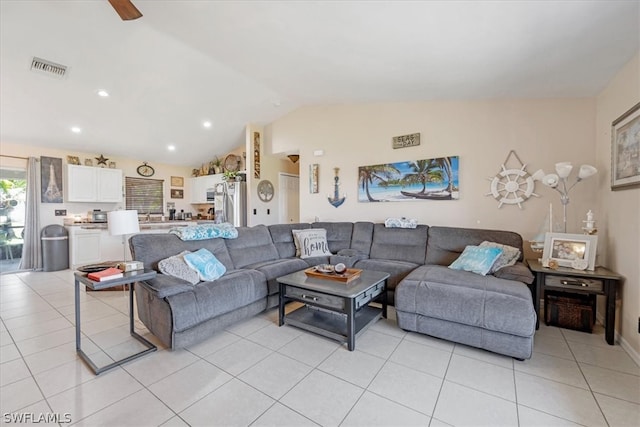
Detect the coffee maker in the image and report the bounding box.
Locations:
[168,208,176,220]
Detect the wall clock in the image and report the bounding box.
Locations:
[137,162,155,177]
[224,154,240,172]
[257,180,274,202]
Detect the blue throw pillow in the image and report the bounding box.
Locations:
[183,248,226,282]
[449,245,503,276]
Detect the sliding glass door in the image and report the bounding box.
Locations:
[0,168,26,273]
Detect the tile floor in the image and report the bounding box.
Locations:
[1,269,638,426]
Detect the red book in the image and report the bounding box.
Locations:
[88,267,123,282]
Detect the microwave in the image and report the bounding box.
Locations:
[88,210,108,223]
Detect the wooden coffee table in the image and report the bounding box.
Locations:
[277,269,389,350]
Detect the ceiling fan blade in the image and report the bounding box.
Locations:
[108,0,143,21]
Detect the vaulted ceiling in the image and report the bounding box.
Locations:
[1,1,638,167]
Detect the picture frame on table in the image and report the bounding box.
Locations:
[611,101,640,190]
[542,232,597,271]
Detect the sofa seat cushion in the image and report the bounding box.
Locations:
[166,269,267,332]
[396,265,536,337]
[354,258,419,291]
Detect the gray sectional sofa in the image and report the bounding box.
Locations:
[129,221,537,359]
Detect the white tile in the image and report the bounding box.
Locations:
[318,348,385,388]
[517,405,583,426]
[123,348,199,386]
[184,330,240,358]
[355,329,402,359]
[515,352,588,389]
[453,342,514,369]
[238,352,312,399]
[561,325,610,348]
[533,334,574,360]
[446,354,516,401]
[0,399,56,426]
[148,359,232,412]
[225,314,272,337]
[2,309,63,331]
[277,332,340,367]
[341,391,432,426]
[280,370,364,427]
[251,402,317,426]
[15,327,75,356]
[515,371,607,426]
[23,340,99,375]
[429,418,454,427]
[246,323,302,350]
[80,312,129,336]
[159,416,189,427]
[594,392,640,427]
[179,378,274,426]
[369,316,407,339]
[205,338,273,376]
[433,380,518,426]
[0,329,12,346]
[580,363,640,404]
[0,342,20,363]
[47,368,143,421]
[568,341,640,376]
[0,377,44,414]
[368,361,441,416]
[389,339,451,378]
[74,389,175,426]
[33,358,97,397]
[8,317,73,342]
[0,357,31,387]
[403,331,455,352]
[535,322,565,339]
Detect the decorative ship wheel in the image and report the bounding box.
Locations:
[486,150,539,209]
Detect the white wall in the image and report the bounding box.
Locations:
[268,99,598,245]
[0,142,194,227]
[595,53,640,355]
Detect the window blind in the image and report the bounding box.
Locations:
[125,177,164,214]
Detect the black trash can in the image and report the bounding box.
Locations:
[41,225,69,271]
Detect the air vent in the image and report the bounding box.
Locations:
[30,57,68,79]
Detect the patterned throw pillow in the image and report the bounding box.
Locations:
[158,250,200,285]
[449,245,504,276]
[292,229,332,259]
[183,248,227,282]
[479,241,521,273]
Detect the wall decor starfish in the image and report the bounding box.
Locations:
[95,154,109,165]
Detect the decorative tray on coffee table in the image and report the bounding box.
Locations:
[304,266,362,283]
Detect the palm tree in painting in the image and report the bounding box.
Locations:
[401,159,444,194]
[359,164,399,202]
[435,156,454,193]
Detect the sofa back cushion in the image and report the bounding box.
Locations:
[351,221,374,256]
[130,233,234,272]
[269,223,311,258]
[369,223,428,264]
[225,224,280,268]
[426,226,524,266]
[312,222,354,253]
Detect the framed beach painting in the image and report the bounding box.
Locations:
[611,102,640,190]
[358,156,459,202]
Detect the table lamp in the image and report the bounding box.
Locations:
[107,209,140,263]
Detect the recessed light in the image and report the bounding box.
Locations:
[96,89,109,97]
[203,121,212,128]
[167,145,176,151]
[71,126,82,134]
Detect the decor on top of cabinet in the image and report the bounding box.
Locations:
[67,155,80,165]
[40,156,63,203]
[84,158,93,166]
[109,161,116,169]
[257,180,274,202]
[485,150,540,209]
[328,167,346,208]
[95,154,109,166]
[358,156,459,202]
[611,101,640,190]
[224,154,241,173]
[136,161,155,177]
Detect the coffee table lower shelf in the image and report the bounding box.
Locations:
[284,304,382,347]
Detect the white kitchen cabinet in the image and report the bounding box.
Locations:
[190,174,223,203]
[67,227,101,269]
[66,165,122,203]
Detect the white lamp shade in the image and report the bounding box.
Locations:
[578,164,598,180]
[108,210,140,236]
[531,169,546,181]
[554,162,573,179]
[542,174,559,188]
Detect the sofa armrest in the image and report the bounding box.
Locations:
[139,274,194,298]
[492,262,534,284]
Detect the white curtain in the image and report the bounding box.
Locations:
[19,157,42,270]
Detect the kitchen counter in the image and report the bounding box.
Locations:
[65,220,214,230]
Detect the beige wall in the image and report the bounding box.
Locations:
[269,99,598,245]
[595,53,640,355]
[0,142,194,227]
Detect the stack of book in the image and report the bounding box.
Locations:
[87,267,123,282]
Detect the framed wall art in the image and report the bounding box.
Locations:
[611,101,640,190]
[170,189,184,199]
[542,232,597,271]
[309,163,319,193]
[40,156,63,203]
[171,176,184,187]
[253,131,261,179]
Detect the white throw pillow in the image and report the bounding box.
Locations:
[158,250,200,285]
[292,228,332,259]
[479,241,521,273]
